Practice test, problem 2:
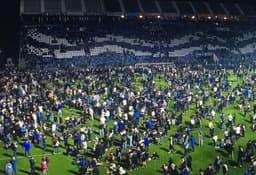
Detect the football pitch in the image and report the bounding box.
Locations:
[0,70,254,175]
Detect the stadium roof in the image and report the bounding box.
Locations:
[20,0,256,18]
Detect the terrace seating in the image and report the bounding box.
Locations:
[238,3,256,16]
[122,0,140,13]
[103,0,122,13]
[44,0,62,13]
[223,3,241,16]
[21,20,256,68]
[208,2,226,15]
[140,0,159,13]
[24,0,41,13]
[192,1,209,15]
[176,1,194,15]
[65,0,82,12]
[84,0,103,13]
[157,0,177,14]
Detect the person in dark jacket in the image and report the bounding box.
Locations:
[29,156,36,175]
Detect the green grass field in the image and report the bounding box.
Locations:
[0,70,254,175]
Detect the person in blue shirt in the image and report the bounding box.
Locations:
[145,120,154,129]
[245,169,250,175]
[35,131,41,146]
[90,158,97,169]
[183,166,190,175]
[134,111,141,126]
[144,135,150,152]
[77,133,83,149]
[20,125,27,139]
[23,140,31,157]
[190,135,196,152]
[10,156,17,175]
[57,102,63,118]
[80,156,87,175]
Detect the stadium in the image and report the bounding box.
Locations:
[0,0,256,174]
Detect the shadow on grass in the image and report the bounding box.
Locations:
[35,167,42,171]
[19,169,31,174]
[20,169,40,175]
[113,139,121,145]
[157,170,163,174]
[160,147,169,152]
[176,150,184,155]
[3,153,11,157]
[216,149,228,157]
[228,160,238,167]
[17,152,25,157]
[85,152,94,158]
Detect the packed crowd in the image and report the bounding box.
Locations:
[1,62,256,175]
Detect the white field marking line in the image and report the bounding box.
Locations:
[0,153,61,161]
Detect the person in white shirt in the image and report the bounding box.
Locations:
[89,107,94,120]
[52,123,57,135]
[228,114,233,127]
[99,116,106,136]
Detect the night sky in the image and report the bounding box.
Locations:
[0,0,20,66]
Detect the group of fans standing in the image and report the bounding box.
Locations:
[1,62,256,175]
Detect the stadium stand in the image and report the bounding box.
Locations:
[208,2,226,15]
[192,1,210,15]
[20,17,256,68]
[84,0,103,14]
[24,0,41,13]
[176,1,194,15]
[21,0,256,19]
[238,3,256,16]
[65,0,82,12]
[44,0,62,13]
[157,0,177,14]
[103,0,122,13]
[222,2,241,16]
[122,0,140,14]
[140,0,159,14]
